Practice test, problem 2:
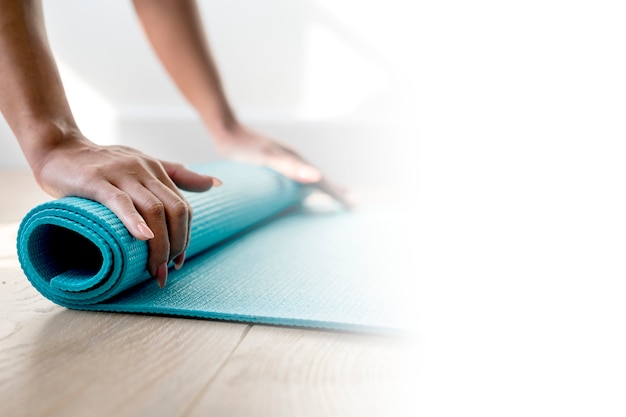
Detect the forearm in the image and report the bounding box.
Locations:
[132,0,238,137]
[0,0,82,174]
[1,0,221,283]
[131,0,326,186]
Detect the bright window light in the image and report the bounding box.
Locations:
[298,22,386,120]
[57,61,118,145]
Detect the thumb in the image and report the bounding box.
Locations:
[161,161,222,192]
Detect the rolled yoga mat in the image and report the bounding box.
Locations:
[17,161,410,333]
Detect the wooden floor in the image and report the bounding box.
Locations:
[0,170,416,417]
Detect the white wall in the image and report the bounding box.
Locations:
[0,0,418,186]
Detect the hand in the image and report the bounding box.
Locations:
[213,124,322,183]
[213,124,353,209]
[34,133,220,288]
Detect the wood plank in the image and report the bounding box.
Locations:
[1,170,417,417]
[1,210,251,417]
[0,264,250,417]
[187,325,417,417]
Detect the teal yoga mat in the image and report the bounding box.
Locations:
[17,162,410,333]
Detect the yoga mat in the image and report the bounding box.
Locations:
[17,162,411,333]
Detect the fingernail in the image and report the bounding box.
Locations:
[156,263,168,289]
[297,167,322,182]
[137,222,155,240]
[212,177,223,187]
[174,252,186,270]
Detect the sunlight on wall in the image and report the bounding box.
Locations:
[307,0,418,121]
[298,22,386,120]
[57,61,118,145]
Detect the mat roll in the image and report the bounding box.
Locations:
[17,161,410,333]
[17,162,302,308]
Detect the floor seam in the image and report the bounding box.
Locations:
[178,324,253,417]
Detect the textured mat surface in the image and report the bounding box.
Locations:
[17,162,410,332]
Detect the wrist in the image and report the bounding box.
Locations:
[200,110,242,144]
[18,119,88,181]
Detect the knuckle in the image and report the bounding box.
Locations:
[106,189,131,205]
[169,199,190,218]
[124,156,146,172]
[143,157,163,171]
[144,200,165,218]
[117,145,137,153]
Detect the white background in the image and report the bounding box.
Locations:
[0,0,418,186]
[2,1,626,415]
[412,1,626,416]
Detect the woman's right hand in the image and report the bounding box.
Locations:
[1,0,225,288]
[33,131,220,289]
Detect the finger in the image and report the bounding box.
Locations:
[269,143,322,183]
[142,178,190,265]
[145,161,193,269]
[259,152,322,184]
[295,164,323,183]
[123,183,171,286]
[315,178,355,210]
[93,182,168,286]
[160,160,222,191]
[143,160,199,271]
[92,183,155,241]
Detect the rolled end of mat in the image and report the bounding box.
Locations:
[17,197,149,307]
[17,162,306,309]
